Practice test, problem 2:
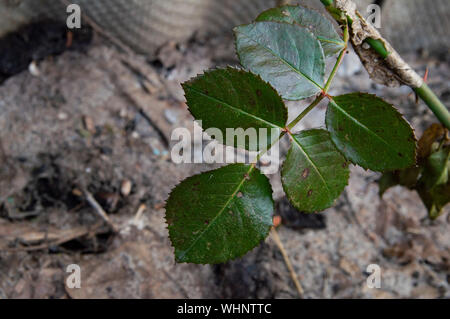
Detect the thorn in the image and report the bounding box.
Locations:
[283,127,293,136]
[423,67,429,83]
[321,90,332,100]
[415,67,429,104]
[66,30,73,48]
[273,215,282,228]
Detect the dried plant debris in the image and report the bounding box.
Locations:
[0,19,92,83]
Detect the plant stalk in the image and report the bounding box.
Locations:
[254,132,286,164]
[320,0,333,6]
[320,0,450,130]
[287,96,325,131]
[271,228,304,298]
[287,22,350,132]
[324,22,349,92]
[414,83,450,129]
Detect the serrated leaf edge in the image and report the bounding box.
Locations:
[164,163,274,265]
[255,4,345,51]
[233,21,326,100]
[326,93,418,172]
[181,66,288,130]
[281,128,350,213]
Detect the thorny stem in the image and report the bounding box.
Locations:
[414,84,450,129]
[364,37,389,58]
[320,0,450,130]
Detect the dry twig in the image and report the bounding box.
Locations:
[83,189,119,233]
[270,227,304,298]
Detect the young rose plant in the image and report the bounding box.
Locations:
[165,5,420,264]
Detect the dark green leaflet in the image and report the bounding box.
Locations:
[165,164,274,264]
[182,67,287,151]
[256,5,345,57]
[326,93,416,172]
[281,129,349,212]
[234,21,325,100]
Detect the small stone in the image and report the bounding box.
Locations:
[83,116,95,133]
[121,179,132,196]
[152,147,161,156]
[72,188,83,197]
[28,61,40,77]
[119,109,128,118]
[164,109,178,124]
[259,158,271,167]
[58,112,68,120]
[339,258,360,275]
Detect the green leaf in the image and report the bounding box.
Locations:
[420,146,449,190]
[234,21,325,100]
[378,125,449,218]
[182,67,287,151]
[256,5,345,57]
[281,129,349,212]
[378,172,398,196]
[418,183,450,219]
[417,123,446,161]
[378,166,421,196]
[326,93,417,172]
[418,145,450,219]
[165,164,274,264]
